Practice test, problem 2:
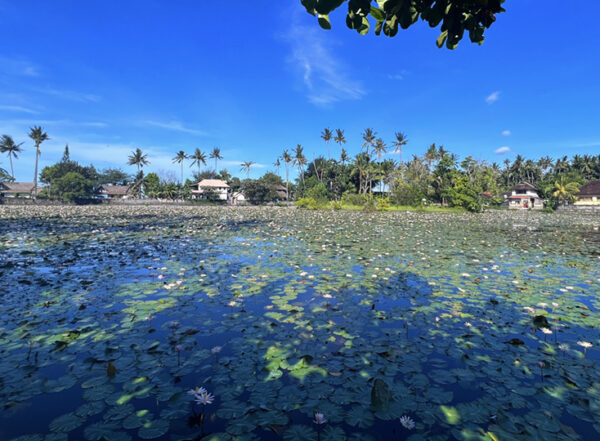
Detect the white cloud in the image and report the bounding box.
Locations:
[486,91,501,104]
[222,160,267,169]
[0,56,40,77]
[494,146,510,155]
[286,23,365,106]
[387,74,404,81]
[0,105,39,114]
[37,88,101,103]
[502,130,511,136]
[141,120,208,136]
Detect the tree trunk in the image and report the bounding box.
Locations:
[9,154,14,179]
[285,166,289,200]
[32,147,39,199]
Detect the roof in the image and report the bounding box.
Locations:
[272,184,287,191]
[99,185,129,195]
[511,182,538,191]
[508,195,543,199]
[576,179,600,196]
[0,182,43,194]
[480,192,494,199]
[197,179,230,188]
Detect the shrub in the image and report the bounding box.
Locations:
[295,197,319,210]
[375,197,391,211]
[331,201,342,211]
[306,183,329,204]
[342,192,368,206]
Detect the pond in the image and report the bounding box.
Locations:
[0,205,599,441]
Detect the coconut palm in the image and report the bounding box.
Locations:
[128,148,149,172]
[210,147,223,171]
[190,148,207,176]
[282,150,293,200]
[293,144,307,186]
[340,148,349,165]
[0,135,24,179]
[550,176,580,206]
[392,132,408,162]
[240,161,254,179]
[373,138,387,160]
[273,157,281,177]
[28,126,49,197]
[361,128,376,158]
[334,129,346,158]
[172,150,188,183]
[424,143,438,170]
[321,128,333,158]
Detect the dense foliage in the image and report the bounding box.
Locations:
[301,0,506,48]
[288,129,600,212]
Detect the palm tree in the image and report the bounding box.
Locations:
[373,138,387,160]
[273,157,281,176]
[321,128,333,158]
[128,148,149,172]
[240,161,254,179]
[340,148,349,165]
[0,135,24,179]
[190,148,207,176]
[334,129,346,158]
[550,177,580,207]
[210,147,223,172]
[28,126,49,197]
[392,132,408,162]
[282,150,293,200]
[424,143,438,170]
[293,144,307,186]
[172,150,188,184]
[361,128,376,158]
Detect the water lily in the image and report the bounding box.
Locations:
[187,386,207,399]
[211,346,222,354]
[577,341,593,356]
[313,413,327,425]
[400,415,415,430]
[195,391,214,405]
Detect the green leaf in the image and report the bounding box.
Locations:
[369,7,385,21]
[318,15,332,30]
[440,405,460,425]
[436,30,448,48]
[283,424,318,441]
[138,419,169,439]
[49,412,85,433]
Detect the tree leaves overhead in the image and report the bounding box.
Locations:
[301,0,506,49]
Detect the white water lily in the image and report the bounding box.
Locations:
[187,386,207,399]
[195,391,214,405]
[400,415,415,429]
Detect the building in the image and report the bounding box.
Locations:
[574,179,600,207]
[273,184,288,201]
[231,191,246,205]
[98,185,130,199]
[504,182,544,210]
[0,182,43,198]
[192,179,230,201]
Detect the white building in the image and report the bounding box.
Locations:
[503,182,544,210]
[191,179,230,201]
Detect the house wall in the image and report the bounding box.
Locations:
[511,190,539,197]
[507,198,544,210]
[574,196,600,206]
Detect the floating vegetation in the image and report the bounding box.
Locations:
[0,205,599,441]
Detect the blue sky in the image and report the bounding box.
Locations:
[1,0,599,182]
